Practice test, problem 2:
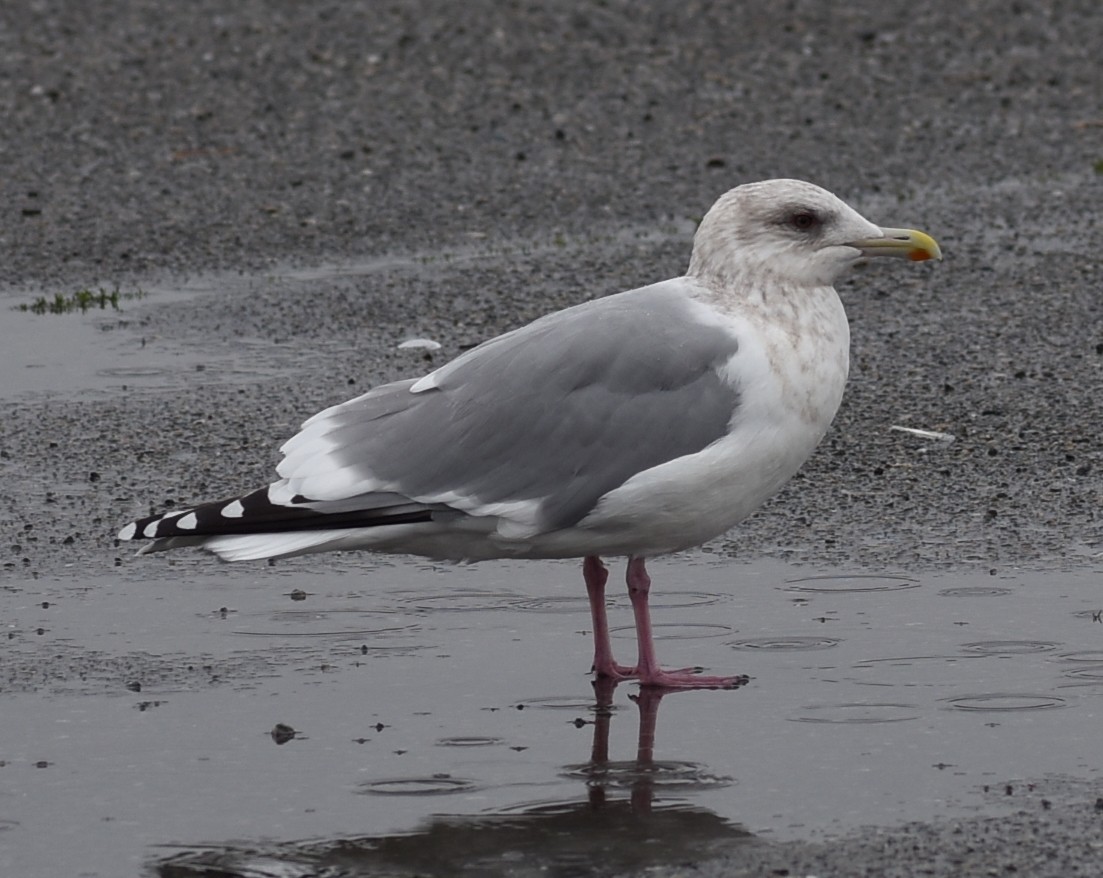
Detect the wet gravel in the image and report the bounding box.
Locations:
[2,1,1102,876]
[696,778,1103,878]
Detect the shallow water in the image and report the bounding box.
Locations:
[3,556,1101,877]
[0,276,322,402]
[0,284,200,400]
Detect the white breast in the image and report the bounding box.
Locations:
[575,283,850,555]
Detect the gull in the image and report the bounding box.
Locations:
[118,179,940,689]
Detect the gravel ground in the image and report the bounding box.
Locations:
[2,1,1102,876]
[698,779,1103,878]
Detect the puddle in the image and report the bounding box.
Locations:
[3,559,1103,877]
[0,282,217,400]
[0,258,434,402]
[155,801,751,878]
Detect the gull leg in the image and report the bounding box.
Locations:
[584,555,638,680]
[626,557,749,690]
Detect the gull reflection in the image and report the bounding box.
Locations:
[155,680,750,877]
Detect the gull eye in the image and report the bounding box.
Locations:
[789,210,820,232]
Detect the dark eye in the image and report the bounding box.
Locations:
[789,210,820,232]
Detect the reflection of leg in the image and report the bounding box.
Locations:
[586,676,619,808]
[584,556,638,679]
[589,676,618,764]
[590,675,619,714]
[632,687,664,764]
[630,686,665,814]
[627,557,750,690]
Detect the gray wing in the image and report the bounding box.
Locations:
[277,281,740,533]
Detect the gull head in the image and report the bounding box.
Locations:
[688,179,941,289]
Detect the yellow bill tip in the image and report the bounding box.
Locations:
[851,227,942,262]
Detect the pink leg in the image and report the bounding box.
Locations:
[583,556,638,680]
[626,557,749,690]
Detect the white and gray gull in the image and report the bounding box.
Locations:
[118,179,941,690]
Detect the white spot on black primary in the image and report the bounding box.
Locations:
[222,499,245,518]
[118,484,438,544]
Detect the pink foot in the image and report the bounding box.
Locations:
[637,669,751,690]
[592,662,720,683]
[605,663,703,678]
[626,558,749,692]
[582,556,750,691]
[595,662,639,681]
